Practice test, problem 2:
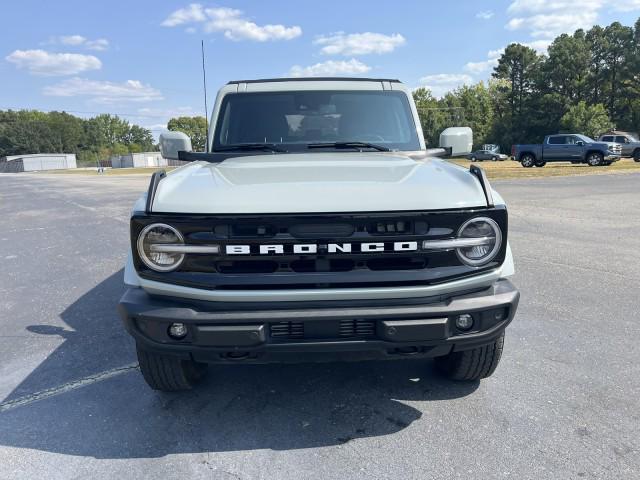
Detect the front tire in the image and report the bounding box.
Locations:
[520,154,535,168]
[470,156,476,162]
[435,333,505,381]
[633,149,640,162]
[137,344,208,391]
[492,156,498,161]
[535,160,546,167]
[587,152,603,167]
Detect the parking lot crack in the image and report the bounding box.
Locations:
[0,363,139,413]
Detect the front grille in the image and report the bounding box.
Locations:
[132,208,508,290]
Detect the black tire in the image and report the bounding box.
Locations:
[435,332,505,381]
[470,156,476,162]
[137,344,208,391]
[534,160,546,167]
[492,156,498,161]
[520,154,535,168]
[587,152,603,167]
[633,149,640,162]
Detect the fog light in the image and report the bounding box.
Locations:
[168,322,188,339]
[455,314,474,331]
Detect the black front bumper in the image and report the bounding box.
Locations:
[118,280,519,364]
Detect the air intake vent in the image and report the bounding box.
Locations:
[339,319,376,338]
[270,321,304,339]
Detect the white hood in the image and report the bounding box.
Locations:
[151,153,489,214]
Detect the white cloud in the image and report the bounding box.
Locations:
[161,3,207,26]
[524,39,552,52]
[615,0,640,11]
[313,32,406,56]
[161,4,302,41]
[289,59,371,77]
[476,11,495,20]
[43,78,163,104]
[5,49,101,76]
[503,0,640,38]
[59,35,86,46]
[465,48,503,74]
[418,74,473,97]
[57,35,110,51]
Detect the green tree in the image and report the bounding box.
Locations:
[493,44,541,130]
[560,102,613,138]
[167,116,208,151]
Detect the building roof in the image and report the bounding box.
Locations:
[5,153,76,161]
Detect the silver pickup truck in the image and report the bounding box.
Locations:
[598,132,640,161]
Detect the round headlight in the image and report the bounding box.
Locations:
[137,223,185,272]
[456,217,502,266]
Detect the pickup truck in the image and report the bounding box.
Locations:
[598,132,640,161]
[118,77,519,392]
[512,134,621,167]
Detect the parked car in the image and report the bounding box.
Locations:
[118,77,519,391]
[598,132,640,161]
[467,150,507,161]
[511,134,622,167]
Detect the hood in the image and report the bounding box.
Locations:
[151,152,489,214]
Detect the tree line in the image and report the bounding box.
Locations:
[414,18,640,152]
[0,111,156,165]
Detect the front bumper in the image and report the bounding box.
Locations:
[605,154,621,162]
[118,279,519,364]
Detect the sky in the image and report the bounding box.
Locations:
[2,0,640,136]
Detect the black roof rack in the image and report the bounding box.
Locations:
[227,77,401,84]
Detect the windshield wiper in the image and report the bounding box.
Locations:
[307,141,390,152]
[213,143,287,153]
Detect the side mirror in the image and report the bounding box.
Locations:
[576,141,584,146]
[159,131,192,160]
[439,127,473,156]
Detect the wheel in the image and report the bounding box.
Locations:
[492,156,498,161]
[137,344,208,391]
[435,332,505,381]
[520,154,535,168]
[470,156,476,162]
[633,149,640,162]
[534,160,546,167]
[587,152,603,167]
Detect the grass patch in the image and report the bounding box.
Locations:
[449,158,640,180]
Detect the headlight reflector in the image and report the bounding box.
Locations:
[137,223,185,272]
[455,217,502,266]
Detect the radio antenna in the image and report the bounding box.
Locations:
[201,39,210,152]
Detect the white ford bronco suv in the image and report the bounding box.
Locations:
[118,78,519,391]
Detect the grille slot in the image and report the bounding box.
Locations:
[270,321,304,339]
[339,319,376,338]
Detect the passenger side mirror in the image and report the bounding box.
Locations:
[159,131,193,160]
[576,141,584,146]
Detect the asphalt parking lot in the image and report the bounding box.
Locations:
[1,171,639,479]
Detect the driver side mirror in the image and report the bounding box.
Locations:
[159,131,192,160]
[576,141,584,146]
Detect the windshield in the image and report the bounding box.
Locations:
[212,90,421,152]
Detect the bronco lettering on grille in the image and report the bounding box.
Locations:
[225,242,418,255]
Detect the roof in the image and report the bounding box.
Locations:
[227,77,401,84]
[5,153,76,161]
